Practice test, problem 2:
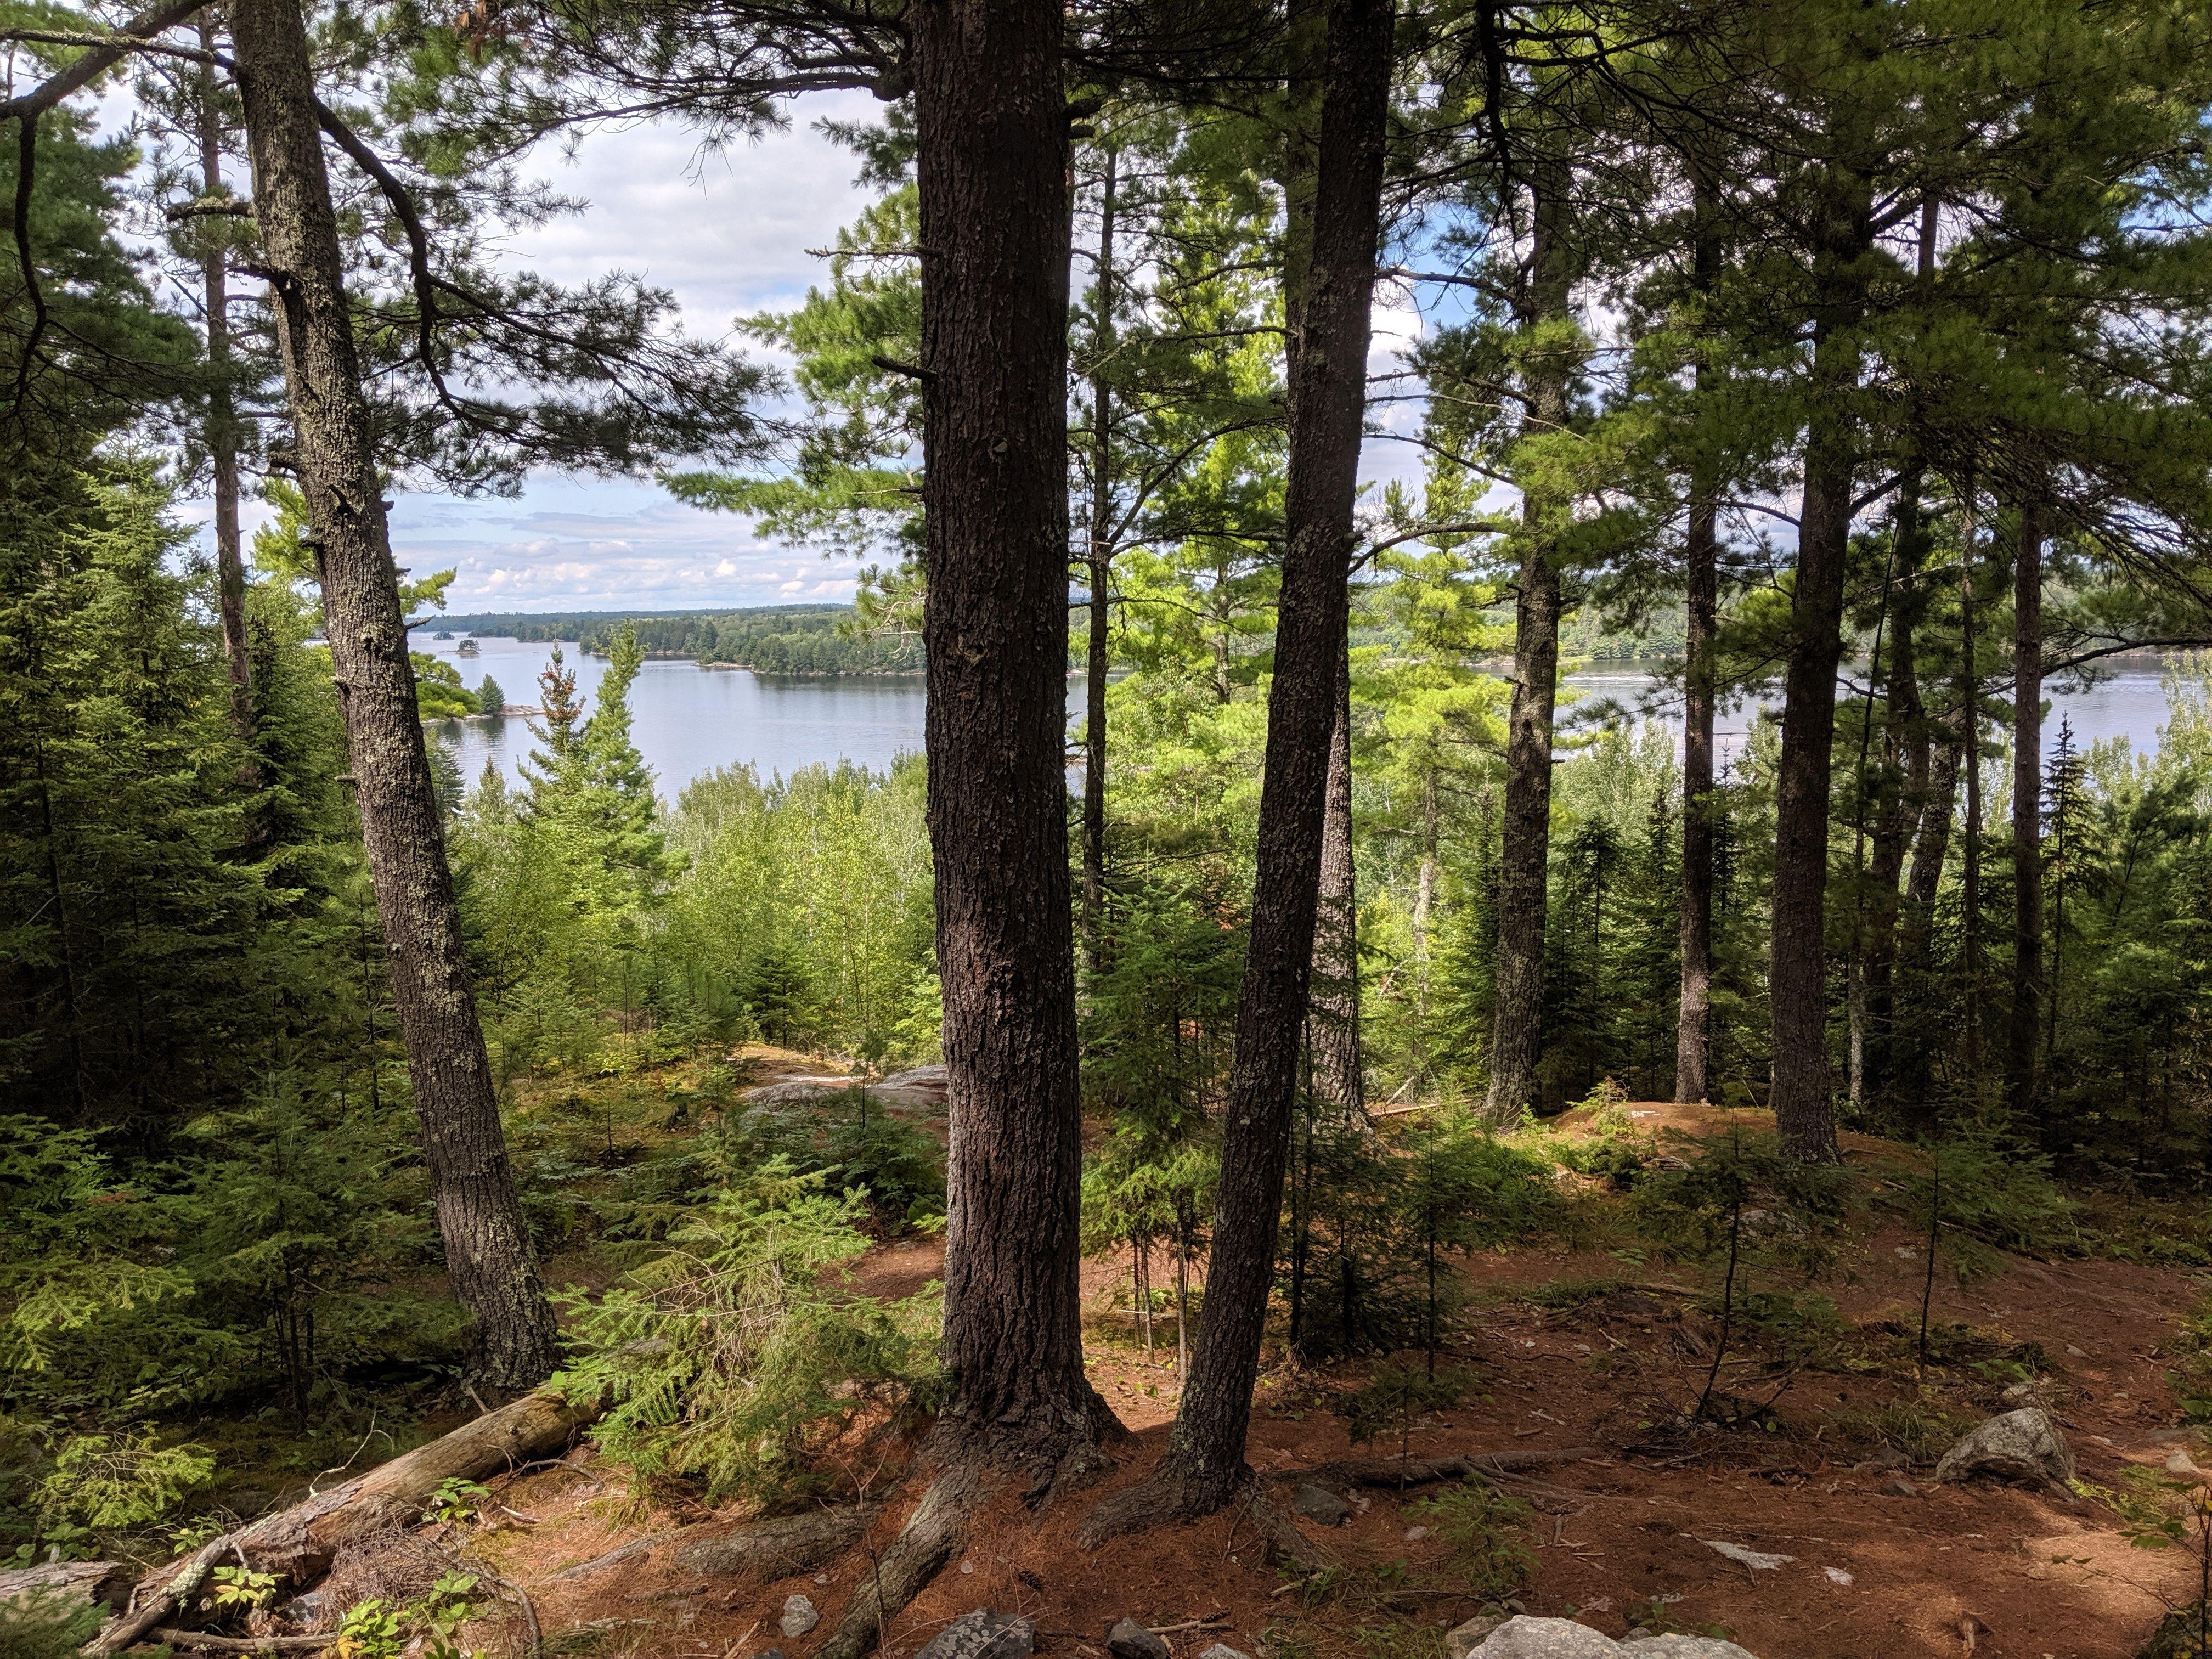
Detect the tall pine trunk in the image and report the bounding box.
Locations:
[2007,501,2044,1115]
[913,0,1110,1468]
[199,20,254,773]
[1081,149,1117,971]
[1310,640,1362,1113]
[1675,482,1718,1103]
[1957,492,1984,1075]
[1767,167,1872,1163]
[232,0,557,1387]
[1135,0,1391,1516]
[1484,162,1574,1121]
[1861,486,1927,1101]
[1675,172,1722,1104]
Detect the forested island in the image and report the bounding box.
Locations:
[9,4,2212,1659]
[443,606,925,674]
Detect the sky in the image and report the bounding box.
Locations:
[169,92,1429,615]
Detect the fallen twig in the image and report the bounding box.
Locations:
[148,1630,328,1652]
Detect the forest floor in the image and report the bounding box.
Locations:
[207,1058,2212,1659]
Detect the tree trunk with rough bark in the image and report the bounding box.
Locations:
[1767,167,1872,1164]
[199,17,255,774]
[1310,640,1362,1113]
[1484,163,1575,1123]
[232,0,557,1389]
[1675,172,1722,1105]
[1676,484,1718,1103]
[2008,501,2044,1115]
[1861,552,1923,1099]
[1087,0,1391,1530]
[1957,493,1984,1075]
[1081,149,1116,972]
[912,0,1111,1474]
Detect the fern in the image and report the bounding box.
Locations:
[555,1159,940,1504]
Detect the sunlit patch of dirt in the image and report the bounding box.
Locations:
[456,1102,2208,1659]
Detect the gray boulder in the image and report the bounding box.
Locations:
[914,1611,1036,1659]
[1933,1408,2075,1487]
[1108,1620,1171,1659]
[1466,1618,1620,1659]
[1291,1483,1351,1526]
[782,1594,821,1639]
[1618,1638,1759,1658]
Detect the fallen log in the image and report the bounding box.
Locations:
[1290,1447,1603,1489]
[88,1386,601,1656]
[1,1560,131,1612]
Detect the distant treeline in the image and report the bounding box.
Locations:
[440,606,924,674]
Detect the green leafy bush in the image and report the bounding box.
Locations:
[555,1161,941,1504]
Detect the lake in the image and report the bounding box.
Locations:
[414,630,2194,800]
[1562,658,2188,773]
[419,631,929,798]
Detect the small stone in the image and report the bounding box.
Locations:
[1446,1615,1508,1659]
[1701,1539,1792,1571]
[781,1594,820,1639]
[1108,1620,1170,1659]
[759,1650,786,1659]
[1933,1408,2075,1488]
[1880,1475,1922,1498]
[1291,1483,1352,1526]
[914,1611,1036,1659]
[1197,1646,1251,1659]
[1823,1566,1854,1586]
[1404,1525,1430,1542]
[1465,1617,1618,1658]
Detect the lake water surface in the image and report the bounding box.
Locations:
[416,630,2192,800]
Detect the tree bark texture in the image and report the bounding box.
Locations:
[1081,148,1116,971]
[913,0,1108,1470]
[1483,163,1575,1122]
[1957,494,1984,1074]
[232,0,557,1388]
[1674,172,1722,1105]
[1861,493,1927,1102]
[199,15,254,768]
[1766,170,1872,1163]
[1675,483,1718,1103]
[2008,500,2044,1114]
[1154,0,1391,1513]
[1310,638,1362,1114]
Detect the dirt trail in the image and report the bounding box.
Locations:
[469,1101,2203,1659]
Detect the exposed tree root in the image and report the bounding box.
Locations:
[1293,1447,1602,1489]
[817,1464,982,1659]
[1076,1461,1330,1573]
[809,1403,1124,1659]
